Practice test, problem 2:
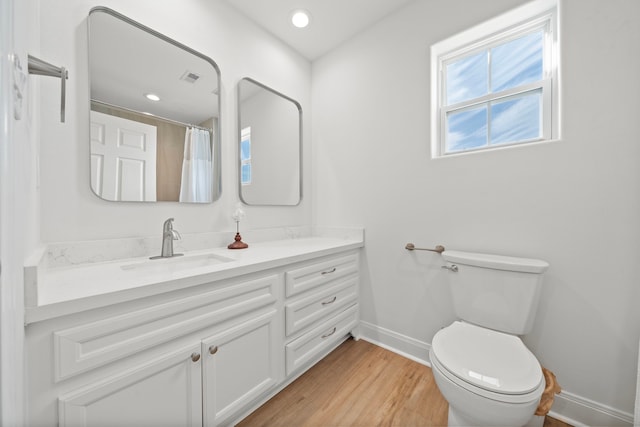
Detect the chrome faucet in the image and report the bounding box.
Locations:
[151,218,183,259]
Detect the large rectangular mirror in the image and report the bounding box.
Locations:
[88,7,221,203]
[238,78,302,206]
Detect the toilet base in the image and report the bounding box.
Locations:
[447,406,475,427]
[447,405,539,427]
[430,342,544,427]
[524,415,545,427]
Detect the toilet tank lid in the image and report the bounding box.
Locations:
[442,250,549,273]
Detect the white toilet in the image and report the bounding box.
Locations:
[430,250,549,427]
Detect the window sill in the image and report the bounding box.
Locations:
[430,138,561,160]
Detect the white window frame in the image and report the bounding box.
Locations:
[430,0,559,157]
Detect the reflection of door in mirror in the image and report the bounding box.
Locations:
[91,102,197,202]
[90,111,157,201]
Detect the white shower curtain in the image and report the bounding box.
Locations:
[179,127,213,203]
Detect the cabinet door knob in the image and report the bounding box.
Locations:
[209,345,218,355]
[321,267,336,275]
[191,352,201,362]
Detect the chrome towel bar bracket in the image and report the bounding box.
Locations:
[405,243,445,253]
[28,54,68,122]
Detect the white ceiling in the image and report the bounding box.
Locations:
[220,0,415,61]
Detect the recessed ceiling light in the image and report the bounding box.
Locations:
[291,10,310,28]
[145,93,160,102]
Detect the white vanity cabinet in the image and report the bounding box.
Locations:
[27,273,283,427]
[57,307,280,427]
[283,252,359,376]
[25,243,362,427]
[201,308,280,426]
[58,343,204,427]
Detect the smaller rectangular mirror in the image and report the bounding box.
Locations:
[238,78,302,206]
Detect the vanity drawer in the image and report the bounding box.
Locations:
[285,275,357,336]
[285,253,358,298]
[285,304,358,376]
[54,274,279,382]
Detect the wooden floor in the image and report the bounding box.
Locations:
[238,338,572,427]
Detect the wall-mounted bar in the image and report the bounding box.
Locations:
[405,243,445,253]
[91,99,214,133]
[28,54,68,122]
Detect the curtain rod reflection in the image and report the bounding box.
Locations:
[90,99,213,132]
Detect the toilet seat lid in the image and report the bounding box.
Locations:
[431,321,542,395]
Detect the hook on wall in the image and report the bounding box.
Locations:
[28,54,68,123]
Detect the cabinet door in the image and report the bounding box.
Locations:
[202,309,281,426]
[59,344,202,427]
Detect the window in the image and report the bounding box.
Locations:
[431,0,558,157]
[240,126,252,185]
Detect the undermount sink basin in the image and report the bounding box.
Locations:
[120,252,234,273]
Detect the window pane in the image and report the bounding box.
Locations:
[490,91,541,145]
[446,51,488,105]
[241,138,251,161]
[241,163,252,185]
[491,31,543,92]
[446,105,488,153]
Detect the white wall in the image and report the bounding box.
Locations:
[1,0,40,423]
[313,0,640,424]
[37,0,312,242]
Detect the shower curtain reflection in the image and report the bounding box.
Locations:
[179,127,213,203]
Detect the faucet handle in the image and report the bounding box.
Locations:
[163,218,176,232]
[172,229,182,240]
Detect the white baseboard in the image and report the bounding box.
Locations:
[549,390,633,427]
[359,321,634,427]
[359,320,431,366]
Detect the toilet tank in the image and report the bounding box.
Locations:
[442,250,549,335]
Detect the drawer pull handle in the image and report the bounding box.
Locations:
[321,327,337,339]
[191,352,201,362]
[321,267,337,275]
[322,296,337,305]
[209,345,218,355]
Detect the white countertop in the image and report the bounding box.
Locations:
[25,235,363,325]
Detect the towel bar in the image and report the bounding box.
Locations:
[405,243,445,253]
[28,54,68,122]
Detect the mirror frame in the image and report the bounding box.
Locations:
[237,77,303,206]
[87,6,222,203]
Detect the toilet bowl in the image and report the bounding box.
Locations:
[432,250,549,427]
[430,321,544,427]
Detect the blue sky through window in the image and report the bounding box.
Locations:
[447,106,488,152]
[241,164,251,185]
[444,30,544,152]
[491,31,543,92]
[491,92,541,144]
[241,138,251,161]
[446,51,487,105]
[241,127,251,185]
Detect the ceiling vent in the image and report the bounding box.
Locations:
[180,71,200,84]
